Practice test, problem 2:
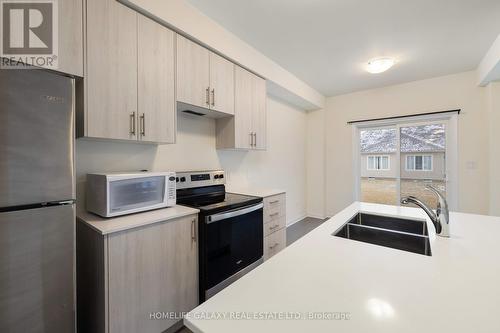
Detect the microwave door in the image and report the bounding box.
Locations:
[108,176,166,215]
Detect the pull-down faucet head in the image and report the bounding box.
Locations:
[401,186,449,237]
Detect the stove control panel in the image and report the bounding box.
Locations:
[176,170,225,189]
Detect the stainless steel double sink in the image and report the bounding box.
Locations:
[333,213,432,256]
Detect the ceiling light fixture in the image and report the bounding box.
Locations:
[366,57,396,74]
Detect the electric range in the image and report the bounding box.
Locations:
[176,170,264,302]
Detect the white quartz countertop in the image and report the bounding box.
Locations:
[184,202,500,333]
[77,205,199,235]
[226,186,285,198]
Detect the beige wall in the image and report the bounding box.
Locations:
[76,97,307,225]
[319,71,489,216]
[487,82,500,216]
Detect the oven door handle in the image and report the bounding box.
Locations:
[205,202,264,224]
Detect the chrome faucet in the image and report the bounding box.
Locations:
[401,185,450,237]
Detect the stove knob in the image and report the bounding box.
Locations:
[176,177,179,182]
[219,174,224,179]
[214,175,219,179]
[180,177,186,182]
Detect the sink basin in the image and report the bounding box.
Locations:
[333,213,431,256]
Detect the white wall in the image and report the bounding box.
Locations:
[308,71,490,216]
[478,34,500,86]
[487,82,500,216]
[76,97,307,225]
[306,108,326,219]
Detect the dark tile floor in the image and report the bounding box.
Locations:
[176,217,328,333]
[286,216,328,246]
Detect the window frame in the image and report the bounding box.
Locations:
[405,154,433,172]
[352,113,458,211]
[367,155,391,171]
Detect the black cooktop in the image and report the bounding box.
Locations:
[177,185,262,215]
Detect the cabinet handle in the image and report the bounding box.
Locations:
[269,200,279,204]
[269,224,280,230]
[191,219,197,242]
[249,132,254,147]
[140,113,145,136]
[269,242,279,249]
[130,112,136,135]
[206,87,210,106]
[211,88,215,107]
[269,212,279,217]
[254,132,257,147]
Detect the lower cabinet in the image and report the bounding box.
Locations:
[263,193,287,260]
[77,214,198,333]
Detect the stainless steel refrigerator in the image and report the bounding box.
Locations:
[0,69,75,332]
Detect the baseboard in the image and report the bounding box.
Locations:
[286,214,308,227]
[306,213,327,220]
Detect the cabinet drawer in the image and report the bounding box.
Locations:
[264,229,286,260]
[264,194,285,210]
[264,216,286,236]
[264,194,285,223]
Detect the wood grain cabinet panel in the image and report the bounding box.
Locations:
[209,52,235,115]
[108,215,198,333]
[263,193,286,260]
[76,215,199,333]
[54,0,84,76]
[138,14,176,144]
[216,66,267,150]
[176,35,210,109]
[85,0,138,140]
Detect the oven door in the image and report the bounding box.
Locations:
[202,202,264,298]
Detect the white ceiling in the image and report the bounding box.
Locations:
[186,0,500,97]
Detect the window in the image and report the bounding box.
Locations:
[405,155,432,171]
[367,155,390,170]
[357,118,457,209]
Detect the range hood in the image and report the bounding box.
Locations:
[177,101,233,119]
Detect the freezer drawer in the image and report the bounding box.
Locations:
[0,205,75,333]
[0,69,75,208]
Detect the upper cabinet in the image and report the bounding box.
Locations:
[209,52,235,115]
[137,14,176,144]
[176,35,210,109]
[56,0,84,76]
[216,66,267,150]
[20,0,83,76]
[85,0,138,141]
[176,35,234,116]
[80,0,176,144]
[79,0,265,147]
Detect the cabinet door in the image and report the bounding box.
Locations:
[138,15,175,144]
[176,35,210,109]
[252,74,267,150]
[107,215,198,333]
[54,0,83,76]
[86,0,138,140]
[234,66,254,149]
[209,52,234,115]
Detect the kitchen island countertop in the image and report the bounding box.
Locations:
[185,202,500,333]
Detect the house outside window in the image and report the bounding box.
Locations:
[406,155,432,171]
[367,155,390,170]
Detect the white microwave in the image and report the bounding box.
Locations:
[86,172,176,217]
